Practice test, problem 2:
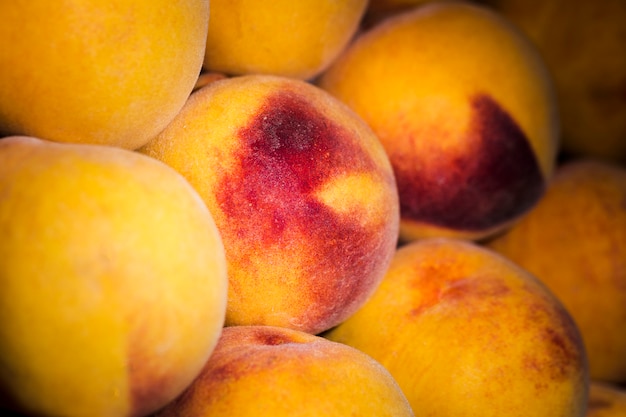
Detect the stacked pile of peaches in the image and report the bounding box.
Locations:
[1,1,625,416]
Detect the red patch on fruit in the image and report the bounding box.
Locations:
[522,284,587,383]
[215,89,397,332]
[394,93,546,231]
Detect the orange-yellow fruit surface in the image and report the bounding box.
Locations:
[154,325,415,417]
[318,1,559,242]
[325,238,589,417]
[0,136,228,417]
[139,74,400,335]
[483,0,626,164]
[0,0,209,150]
[203,0,368,80]
[485,160,626,383]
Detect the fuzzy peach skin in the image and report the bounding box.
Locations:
[586,382,626,417]
[138,74,400,335]
[485,160,626,383]
[153,325,415,417]
[324,238,589,417]
[0,137,228,417]
[318,1,559,242]
[202,0,367,80]
[482,0,626,164]
[0,0,209,150]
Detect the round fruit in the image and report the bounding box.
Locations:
[139,74,400,335]
[0,0,209,150]
[0,136,228,417]
[318,1,559,242]
[202,0,367,80]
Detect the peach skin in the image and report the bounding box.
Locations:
[0,0,209,150]
[138,74,400,335]
[318,1,560,242]
[203,0,367,80]
[485,160,626,383]
[0,137,228,417]
[154,325,415,417]
[324,238,589,417]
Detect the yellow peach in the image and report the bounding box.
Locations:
[318,1,559,242]
[485,160,626,383]
[0,0,209,150]
[138,74,400,335]
[202,0,368,80]
[0,137,228,417]
[154,325,415,417]
[324,238,589,417]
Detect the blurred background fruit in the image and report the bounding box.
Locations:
[485,160,626,383]
[587,381,626,417]
[318,1,560,242]
[362,0,446,26]
[0,137,228,417]
[203,0,367,80]
[324,238,589,417]
[480,0,626,165]
[154,325,415,417]
[0,0,209,150]
[138,74,400,335]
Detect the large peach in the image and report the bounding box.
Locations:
[481,0,626,164]
[485,160,626,383]
[318,1,559,242]
[0,137,228,417]
[0,0,209,150]
[324,238,589,417]
[154,325,415,416]
[202,0,367,80]
[138,74,400,335]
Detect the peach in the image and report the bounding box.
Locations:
[138,74,400,335]
[0,137,228,417]
[324,238,589,417]
[485,160,626,383]
[481,0,626,164]
[202,0,367,80]
[587,382,626,417]
[318,1,559,242]
[153,325,415,417]
[0,0,209,150]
